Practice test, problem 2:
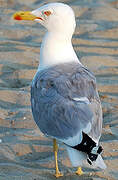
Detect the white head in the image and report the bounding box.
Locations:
[13,3,79,68]
[14,3,76,38]
[32,3,76,37]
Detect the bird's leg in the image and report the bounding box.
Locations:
[76,166,83,175]
[53,139,63,178]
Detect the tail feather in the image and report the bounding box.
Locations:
[92,154,107,169]
[66,146,86,167]
[66,146,106,169]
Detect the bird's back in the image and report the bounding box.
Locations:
[31,62,102,143]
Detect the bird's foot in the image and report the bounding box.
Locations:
[54,171,63,178]
[76,167,83,176]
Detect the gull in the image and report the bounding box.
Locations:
[13,2,106,178]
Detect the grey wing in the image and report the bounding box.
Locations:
[88,98,103,142]
[31,65,102,145]
[70,66,103,142]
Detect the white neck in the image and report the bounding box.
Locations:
[38,32,81,70]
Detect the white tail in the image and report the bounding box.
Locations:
[66,146,86,167]
[66,146,107,169]
[92,154,107,169]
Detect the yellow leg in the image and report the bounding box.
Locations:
[76,166,83,175]
[53,139,63,178]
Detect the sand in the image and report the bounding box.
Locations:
[0,0,118,179]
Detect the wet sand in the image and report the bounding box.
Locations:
[0,0,118,179]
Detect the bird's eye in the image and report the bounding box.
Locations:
[43,10,51,16]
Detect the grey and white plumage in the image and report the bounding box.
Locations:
[31,62,101,142]
[31,62,105,168]
[24,2,106,168]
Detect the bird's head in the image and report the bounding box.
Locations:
[13,3,76,37]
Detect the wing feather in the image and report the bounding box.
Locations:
[31,63,102,145]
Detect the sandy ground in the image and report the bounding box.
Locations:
[0,0,118,179]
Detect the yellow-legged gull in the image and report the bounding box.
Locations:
[13,2,106,177]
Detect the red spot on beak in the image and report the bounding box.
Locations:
[36,17,44,21]
[14,15,22,20]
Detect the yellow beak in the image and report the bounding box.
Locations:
[13,11,43,21]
